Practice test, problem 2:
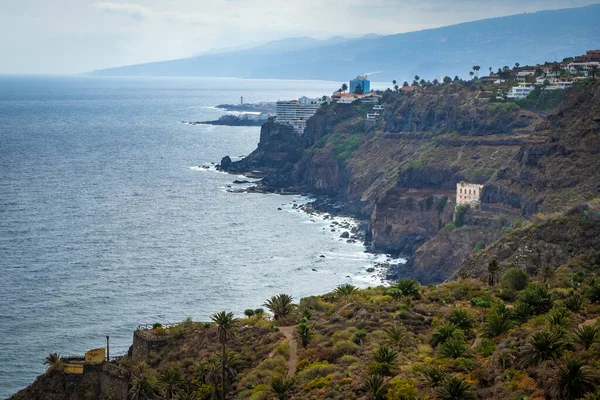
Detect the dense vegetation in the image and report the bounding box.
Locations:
[32,236,598,400]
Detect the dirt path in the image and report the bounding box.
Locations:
[278,326,298,377]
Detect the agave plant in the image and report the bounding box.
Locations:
[270,375,295,400]
[429,322,459,347]
[263,294,295,320]
[552,358,598,400]
[573,325,600,350]
[520,330,568,367]
[363,374,387,400]
[334,283,359,298]
[484,303,515,338]
[436,376,476,400]
[373,345,398,365]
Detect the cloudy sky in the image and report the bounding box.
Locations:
[1,0,598,74]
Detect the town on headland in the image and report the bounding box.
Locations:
[10,49,600,400]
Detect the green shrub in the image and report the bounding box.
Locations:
[518,284,553,315]
[297,361,336,382]
[470,296,493,308]
[454,205,469,227]
[472,241,486,253]
[478,338,496,357]
[332,340,359,357]
[244,309,256,317]
[501,268,529,291]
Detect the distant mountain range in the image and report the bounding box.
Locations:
[88,4,600,82]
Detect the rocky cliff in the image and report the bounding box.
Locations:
[221,83,600,283]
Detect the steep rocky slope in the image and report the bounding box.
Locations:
[222,83,600,283]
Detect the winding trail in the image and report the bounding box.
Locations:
[278,326,298,377]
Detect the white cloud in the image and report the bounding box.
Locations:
[93,2,153,21]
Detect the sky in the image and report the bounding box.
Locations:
[1,0,598,75]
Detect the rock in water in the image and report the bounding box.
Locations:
[219,155,232,170]
[340,231,350,238]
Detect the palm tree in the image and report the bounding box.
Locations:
[422,366,448,388]
[334,283,358,299]
[573,325,600,350]
[129,376,159,400]
[429,322,459,347]
[263,294,295,320]
[489,67,493,76]
[540,264,555,283]
[484,303,515,338]
[363,374,387,400]
[414,75,420,83]
[394,278,420,298]
[385,324,410,351]
[437,376,476,400]
[590,65,599,80]
[211,311,237,400]
[341,83,348,93]
[394,84,399,91]
[473,65,480,78]
[296,321,314,348]
[392,80,397,89]
[469,71,474,79]
[159,368,185,399]
[198,356,221,400]
[520,330,567,367]
[439,336,468,359]
[485,259,501,286]
[270,375,295,400]
[515,62,520,69]
[44,353,64,373]
[552,358,598,400]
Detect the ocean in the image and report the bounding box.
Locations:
[0,76,392,397]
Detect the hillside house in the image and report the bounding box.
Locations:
[456,182,483,206]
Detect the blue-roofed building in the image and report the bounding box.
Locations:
[349,75,370,94]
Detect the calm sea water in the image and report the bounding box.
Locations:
[0,76,389,397]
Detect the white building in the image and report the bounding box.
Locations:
[567,61,600,76]
[506,84,534,99]
[516,70,535,82]
[366,113,379,120]
[275,98,321,135]
[456,182,484,206]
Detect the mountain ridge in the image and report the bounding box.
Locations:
[88,4,600,81]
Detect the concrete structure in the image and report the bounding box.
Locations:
[373,104,384,111]
[507,84,534,99]
[337,94,358,104]
[366,113,379,120]
[456,182,483,206]
[360,93,382,104]
[567,61,600,76]
[350,75,370,94]
[275,98,320,134]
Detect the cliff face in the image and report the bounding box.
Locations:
[221,83,598,283]
[460,208,600,278]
